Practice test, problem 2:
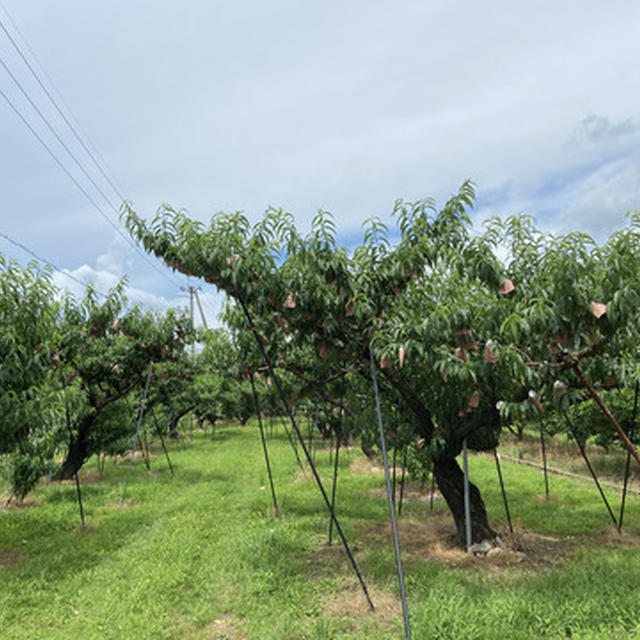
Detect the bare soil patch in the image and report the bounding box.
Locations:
[1,494,40,510]
[106,498,136,510]
[358,516,640,576]
[60,469,104,486]
[291,468,310,484]
[0,549,20,569]
[304,539,364,580]
[320,583,402,633]
[76,523,96,534]
[203,613,245,639]
[78,469,104,484]
[350,456,385,475]
[369,483,443,505]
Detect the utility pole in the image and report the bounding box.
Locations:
[189,286,195,358]
[193,288,208,330]
[181,285,199,358]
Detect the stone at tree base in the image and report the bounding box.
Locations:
[468,540,492,555]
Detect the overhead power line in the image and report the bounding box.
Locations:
[0,230,110,298]
[0,14,184,291]
[0,1,126,200]
[0,50,122,214]
[0,79,182,291]
[0,13,126,203]
[0,86,130,243]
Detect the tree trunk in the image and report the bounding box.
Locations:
[434,455,497,545]
[379,366,497,545]
[169,406,192,438]
[56,415,95,480]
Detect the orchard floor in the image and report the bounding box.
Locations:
[2,424,640,639]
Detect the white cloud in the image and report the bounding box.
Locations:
[2,0,640,304]
[51,262,225,329]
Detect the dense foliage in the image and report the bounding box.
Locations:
[123,183,640,542]
[1,255,210,497]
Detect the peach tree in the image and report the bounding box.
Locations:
[122,184,640,542]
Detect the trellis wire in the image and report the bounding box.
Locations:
[369,347,412,638]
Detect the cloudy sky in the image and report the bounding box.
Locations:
[1,1,639,326]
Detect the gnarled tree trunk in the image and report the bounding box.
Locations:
[56,414,96,480]
[434,454,497,544]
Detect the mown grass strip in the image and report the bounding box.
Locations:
[1,424,639,639]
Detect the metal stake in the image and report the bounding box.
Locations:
[493,449,513,534]
[239,297,375,611]
[328,426,341,545]
[370,347,412,639]
[563,410,618,528]
[398,446,407,517]
[429,472,436,512]
[463,438,472,550]
[61,374,85,526]
[250,373,279,516]
[619,381,639,531]
[538,413,550,499]
[151,408,174,476]
[121,365,153,504]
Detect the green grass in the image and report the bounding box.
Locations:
[2,424,640,639]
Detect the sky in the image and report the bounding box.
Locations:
[1,1,639,327]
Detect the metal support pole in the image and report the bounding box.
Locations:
[538,414,550,499]
[563,410,618,528]
[238,297,374,611]
[429,472,435,512]
[280,415,305,472]
[121,365,153,504]
[151,409,174,476]
[493,449,513,534]
[463,439,472,550]
[328,427,340,545]
[141,429,151,471]
[619,381,639,531]
[392,446,398,514]
[250,373,279,516]
[398,446,407,517]
[61,374,85,526]
[312,399,319,464]
[574,365,640,465]
[193,288,209,330]
[370,347,412,639]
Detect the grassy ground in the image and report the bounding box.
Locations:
[2,424,640,639]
